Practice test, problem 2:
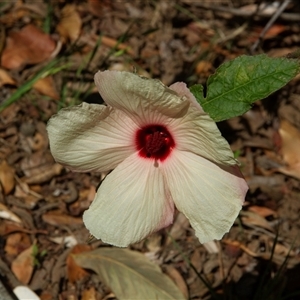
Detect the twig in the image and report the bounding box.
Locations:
[251,0,292,53]
[182,1,300,21]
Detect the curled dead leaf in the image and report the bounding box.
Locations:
[23,163,63,184]
[223,239,300,268]
[240,211,274,231]
[11,244,35,284]
[0,68,16,86]
[248,205,277,218]
[81,287,97,300]
[279,119,300,166]
[1,24,56,69]
[0,203,22,223]
[87,0,112,17]
[56,4,82,42]
[5,232,31,256]
[277,119,300,179]
[42,210,83,226]
[0,160,15,194]
[33,76,59,100]
[164,265,189,299]
[67,244,91,283]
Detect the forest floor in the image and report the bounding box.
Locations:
[1,1,300,299]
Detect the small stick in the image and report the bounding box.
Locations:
[250,0,292,53]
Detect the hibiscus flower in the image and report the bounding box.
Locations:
[47,70,248,247]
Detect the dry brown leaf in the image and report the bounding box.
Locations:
[195,60,213,76]
[240,211,274,231]
[26,132,48,151]
[11,244,35,284]
[81,287,97,300]
[67,244,91,283]
[5,232,31,256]
[248,205,277,218]
[23,163,63,184]
[1,24,56,69]
[56,4,82,42]
[33,76,59,100]
[42,210,83,226]
[272,242,295,257]
[279,119,300,166]
[0,7,29,26]
[0,68,16,86]
[87,0,112,17]
[277,119,300,179]
[164,265,189,300]
[0,203,22,223]
[0,160,15,194]
[0,221,47,236]
[223,240,300,268]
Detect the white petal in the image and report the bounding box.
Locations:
[94,70,189,119]
[169,82,204,112]
[162,150,248,243]
[83,152,174,247]
[169,108,237,165]
[47,102,136,172]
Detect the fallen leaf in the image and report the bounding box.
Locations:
[33,76,59,100]
[248,205,277,218]
[74,248,187,300]
[56,4,82,42]
[11,244,35,284]
[195,60,213,76]
[42,210,83,226]
[279,119,300,166]
[0,221,47,236]
[23,163,63,184]
[1,24,56,69]
[164,265,189,300]
[0,68,16,86]
[0,203,22,223]
[81,287,97,300]
[5,232,31,256]
[87,0,112,17]
[67,244,91,283]
[223,239,300,268]
[277,119,300,179]
[0,160,15,194]
[240,211,274,231]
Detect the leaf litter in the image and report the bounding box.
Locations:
[0,1,300,299]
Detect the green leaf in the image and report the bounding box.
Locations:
[192,54,300,122]
[189,84,205,103]
[74,248,186,300]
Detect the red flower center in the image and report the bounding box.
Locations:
[136,125,175,161]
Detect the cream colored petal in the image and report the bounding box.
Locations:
[94,70,189,119]
[47,102,136,172]
[169,107,237,165]
[83,152,174,247]
[169,82,204,112]
[162,150,248,243]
